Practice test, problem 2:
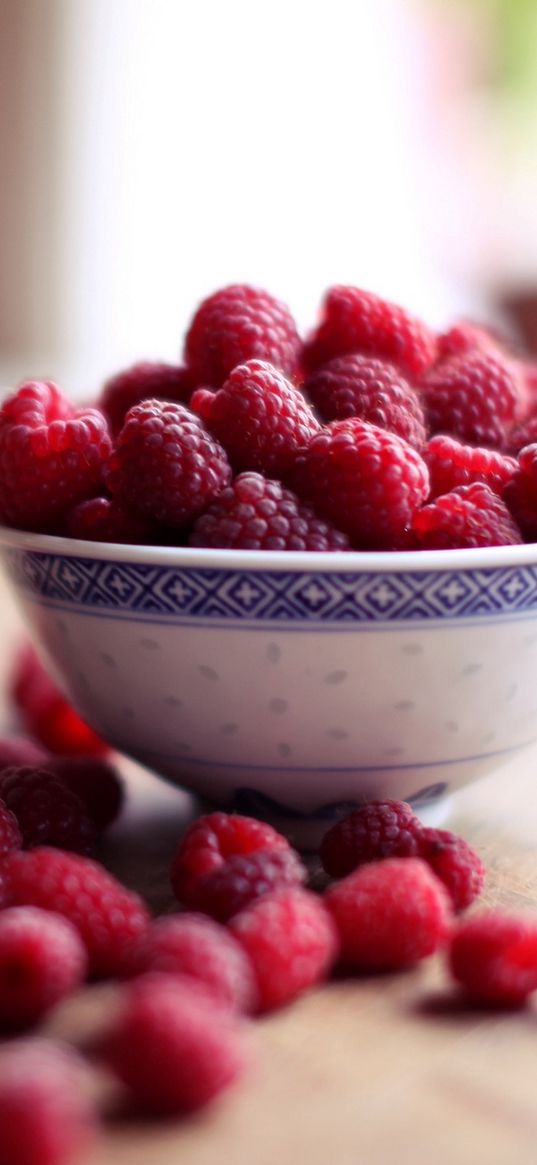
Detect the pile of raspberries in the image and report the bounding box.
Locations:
[3,283,537,551]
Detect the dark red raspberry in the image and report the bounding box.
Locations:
[303,353,427,447]
[122,913,257,1013]
[3,847,149,977]
[325,857,452,970]
[436,320,504,363]
[449,912,537,1006]
[0,1039,97,1165]
[11,644,109,758]
[100,973,250,1113]
[64,496,153,544]
[320,800,421,878]
[191,360,320,477]
[420,351,521,448]
[184,284,300,387]
[0,767,96,854]
[46,756,124,830]
[302,286,436,379]
[0,381,111,532]
[0,906,87,1028]
[188,471,350,551]
[230,888,338,1012]
[418,828,485,912]
[504,448,537,540]
[106,399,231,528]
[171,812,291,907]
[189,848,307,922]
[290,418,429,549]
[413,483,522,550]
[0,797,22,856]
[0,735,48,770]
[425,434,518,499]
[506,408,537,455]
[100,361,194,434]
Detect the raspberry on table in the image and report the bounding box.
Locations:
[418,828,485,912]
[0,766,96,854]
[106,398,231,528]
[449,912,537,1006]
[0,380,112,532]
[191,360,320,477]
[325,857,452,970]
[46,756,124,830]
[420,351,522,448]
[425,434,518,499]
[320,800,422,878]
[188,848,307,922]
[100,361,195,434]
[171,811,291,907]
[188,471,350,551]
[303,353,427,447]
[0,735,48,771]
[0,906,87,1028]
[412,482,522,550]
[302,286,436,379]
[64,496,153,544]
[11,644,109,758]
[0,1039,97,1165]
[184,283,301,387]
[2,847,150,977]
[290,417,429,549]
[0,796,22,856]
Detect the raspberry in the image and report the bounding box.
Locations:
[0,736,48,770]
[188,471,350,551]
[189,848,307,922]
[412,483,522,550]
[302,286,436,379]
[0,797,22,855]
[436,320,504,362]
[425,434,518,499]
[184,283,300,387]
[320,800,422,878]
[229,888,338,1012]
[420,351,521,448]
[106,399,231,528]
[171,812,291,907]
[46,756,124,830]
[504,450,537,540]
[64,496,153,544]
[290,418,429,549]
[100,361,194,434]
[0,381,111,532]
[449,912,537,1006]
[418,828,485,912]
[11,644,108,758]
[0,907,87,1028]
[303,353,427,447]
[0,767,96,854]
[100,973,250,1113]
[0,1039,96,1165]
[191,360,320,477]
[505,412,537,456]
[3,848,149,977]
[122,913,257,1013]
[325,858,452,969]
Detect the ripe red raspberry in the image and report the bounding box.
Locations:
[420,351,521,448]
[449,912,537,1006]
[100,361,195,434]
[425,434,518,499]
[412,483,522,550]
[64,496,153,544]
[100,973,250,1113]
[230,888,338,1012]
[122,913,257,1013]
[0,380,111,532]
[0,767,96,854]
[303,353,427,447]
[11,644,109,758]
[302,286,436,379]
[0,735,48,770]
[290,418,429,549]
[505,411,537,456]
[0,1039,97,1165]
[189,848,307,922]
[184,284,300,387]
[171,812,291,907]
[436,320,504,363]
[0,797,22,856]
[188,471,350,551]
[106,399,231,528]
[325,857,452,970]
[3,848,149,977]
[191,360,320,477]
[46,756,124,830]
[418,828,485,912]
[320,800,422,878]
[504,449,537,540]
[0,906,87,1028]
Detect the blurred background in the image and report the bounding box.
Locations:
[1,0,537,397]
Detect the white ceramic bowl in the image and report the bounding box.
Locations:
[2,529,537,845]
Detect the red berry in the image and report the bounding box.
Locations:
[291,418,429,549]
[100,361,194,435]
[0,797,22,856]
[0,381,111,532]
[64,496,153,544]
[188,471,350,551]
[413,483,522,550]
[3,848,149,977]
[0,1039,97,1165]
[100,973,250,1113]
[230,888,338,1012]
[320,800,421,878]
[189,848,307,922]
[449,912,537,1006]
[0,907,87,1028]
[106,398,231,528]
[303,353,426,447]
[505,411,537,456]
[0,736,48,771]
[325,857,452,970]
[418,828,485,912]
[425,434,518,499]
[184,283,300,387]
[504,449,537,540]
[46,756,124,830]
[191,360,319,477]
[171,812,290,907]
[0,767,96,854]
[436,320,504,363]
[420,352,521,448]
[11,644,109,758]
[302,286,436,379]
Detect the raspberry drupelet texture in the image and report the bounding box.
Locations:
[504,446,537,540]
[191,360,320,477]
[506,411,537,456]
[171,812,291,907]
[0,1039,97,1165]
[425,434,518,499]
[46,756,124,830]
[320,800,422,878]
[188,848,307,922]
[449,912,537,1006]
[106,398,231,528]
[188,472,350,551]
[290,417,429,549]
[100,361,195,434]
[420,351,521,448]
[418,828,485,912]
[412,483,522,550]
[435,320,504,363]
[0,380,112,532]
[0,797,22,856]
[0,767,96,854]
[184,283,301,387]
[303,353,427,447]
[302,286,436,379]
[0,906,87,1028]
[64,496,153,544]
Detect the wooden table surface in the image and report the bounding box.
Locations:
[2,580,537,1165]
